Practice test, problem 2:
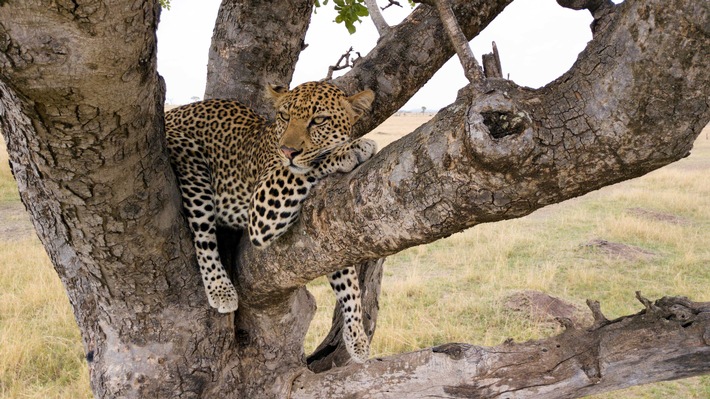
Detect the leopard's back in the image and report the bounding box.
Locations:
[165,99,275,229]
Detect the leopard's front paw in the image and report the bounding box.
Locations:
[333,138,377,174]
[344,322,370,363]
[352,138,377,164]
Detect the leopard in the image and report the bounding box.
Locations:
[165,81,377,363]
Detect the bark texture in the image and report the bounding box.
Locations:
[204,0,315,115]
[0,0,708,398]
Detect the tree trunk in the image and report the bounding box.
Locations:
[0,0,708,398]
[0,2,232,397]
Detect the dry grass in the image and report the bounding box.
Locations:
[0,237,92,399]
[0,137,19,204]
[2,122,709,398]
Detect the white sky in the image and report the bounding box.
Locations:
[157,0,594,110]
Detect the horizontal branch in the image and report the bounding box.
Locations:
[291,295,710,398]
[236,0,710,306]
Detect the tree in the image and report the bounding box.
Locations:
[1,0,709,398]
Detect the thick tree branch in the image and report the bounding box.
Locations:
[236,0,710,305]
[292,295,710,398]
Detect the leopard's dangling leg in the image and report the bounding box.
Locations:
[168,139,238,313]
[328,266,369,363]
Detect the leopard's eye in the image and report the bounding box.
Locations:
[310,116,329,126]
[277,111,290,121]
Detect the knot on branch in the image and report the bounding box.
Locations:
[464,86,536,165]
[471,90,532,140]
[480,110,528,139]
[432,343,471,360]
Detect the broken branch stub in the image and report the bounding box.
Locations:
[482,41,503,79]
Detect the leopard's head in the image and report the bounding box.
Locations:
[267,81,374,174]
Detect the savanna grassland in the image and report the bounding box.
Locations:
[1,119,709,398]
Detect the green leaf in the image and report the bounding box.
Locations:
[354,3,369,17]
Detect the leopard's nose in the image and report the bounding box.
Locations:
[280,146,302,160]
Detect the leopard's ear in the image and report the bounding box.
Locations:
[265,84,288,104]
[345,89,374,121]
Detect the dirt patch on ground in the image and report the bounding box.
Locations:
[626,207,688,225]
[504,290,592,328]
[0,202,35,241]
[582,238,657,261]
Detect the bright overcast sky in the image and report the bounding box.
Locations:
[157,0,595,110]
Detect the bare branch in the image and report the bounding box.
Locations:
[325,47,362,80]
[433,0,484,83]
[381,0,403,10]
[364,0,390,36]
[292,296,710,398]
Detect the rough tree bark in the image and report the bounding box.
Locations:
[0,1,708,399]
[204,0,315,115]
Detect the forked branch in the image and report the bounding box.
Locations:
[237,0,709,311]
[325,47,362,80]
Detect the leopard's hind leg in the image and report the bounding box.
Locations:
[328,267,369,362]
